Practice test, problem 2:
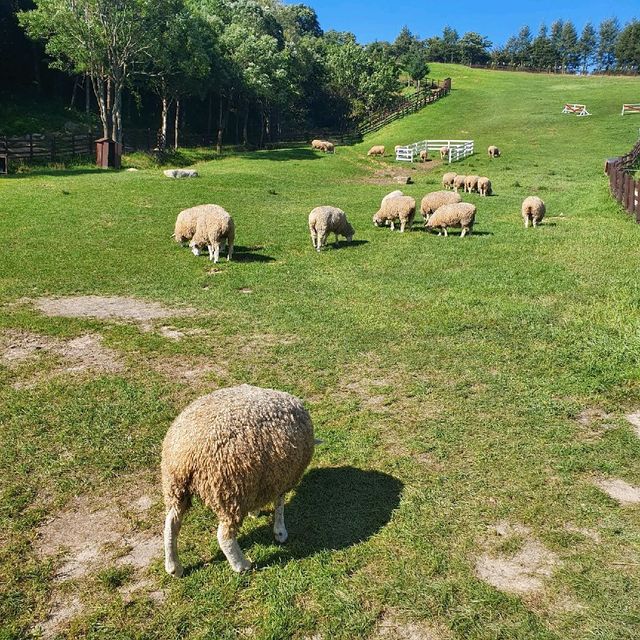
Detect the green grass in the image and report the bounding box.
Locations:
[1,64,640,639]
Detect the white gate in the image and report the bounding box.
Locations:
[395,139,474,164]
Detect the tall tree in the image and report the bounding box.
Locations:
[616,20,640,72]
[560,21,579,72]
[458,32,492,65]
[20,0,149,142]
[530,24,555,70]
[578,22,597,73]
[442,26,460,63]
[597,18,620,71]
[550,20,564,71]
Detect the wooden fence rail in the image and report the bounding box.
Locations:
[605,139,640,222]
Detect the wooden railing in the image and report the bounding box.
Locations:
[605,140,640,222]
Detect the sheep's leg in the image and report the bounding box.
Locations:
[273,495,288,543]
[207,244,214,260]
[532,218,538,228]
[317,230,327,252]
[390,221,395,231]
[213,244,220,263]
[217,521,252,573]
[310,228,317,248]
[400,220,405,233]
[461,227,468,238]
[227,240,233,261]
[164,496,190,577]
[442,227,448,237]
[334,232,340,247]
[524,216,530,228]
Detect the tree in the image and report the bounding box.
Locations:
[550,20,564,71]
[578,22,597,73]
[403,45,430,88]
[20,0,149,143]
[459,32,492,65]
[597,18,620,71]
[616,20,640,72]
[514,25,532,66]
[560,21,579,72]
[442,27,460,63]
[530,24,555,70]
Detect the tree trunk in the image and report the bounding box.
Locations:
[70,77,80,108]
[174,99,180,150]
[216,94,230,154]
[85,76,91,114]
[259,107,265,149]
[242,105,249,147]
[92,75,110,139]
[112,83,123,144]
[206,92,212,144]
[159,95,170,150]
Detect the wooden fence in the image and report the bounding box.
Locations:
[605,139,640,222]
[357,79,451,137]
[0,132,99,162]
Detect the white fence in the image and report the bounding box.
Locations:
[395,139,474,164]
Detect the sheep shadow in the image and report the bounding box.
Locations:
[232,245,276,263]
[320,239,368,250]
[243,466,403,564]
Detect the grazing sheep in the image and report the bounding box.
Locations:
[521,196,546,227]
[311,139,325,151]
[162,384,315,575]
[367,145,385,157]
[420,191,462,224]
[174,205,206,247]
[426,202,476,237]
[189,204,235,263]
[488,145,500,158]
[477,177,492,197]
[464,175,480,193]
[419,150,428,163]
[442,172,457,190]
[381,190,404,205]
[373,195,416,232]
[453,175,467,193]
[308,206,355,251]
[440,145,450,160]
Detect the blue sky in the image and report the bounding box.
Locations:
[303,0,639,47]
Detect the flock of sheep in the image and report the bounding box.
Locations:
[164,141,549,576]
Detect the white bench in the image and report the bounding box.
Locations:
[621,104,640,116]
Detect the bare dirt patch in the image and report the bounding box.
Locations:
[0,330,123,387]
[150,355,227,386]
[238,332,299,355]
[625,412,640,438]
[35,477,165,637]
[373,610,451,640]
[34,295,192,324]
[575,408,616,440]
[563,524,601,543]
[475,522,560,595]
[593,478,640,505]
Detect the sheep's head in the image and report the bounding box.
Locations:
[189,239,202,256]
[345,223,355,241]
[372,211,383,226]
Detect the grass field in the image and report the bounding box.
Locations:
[1,64,640,639]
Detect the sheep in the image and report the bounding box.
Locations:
[442,172,457,190]
[419,150,428,163]
[367,145,385,156]
[420,191,462,224]
[174,205,206,248]
[464,175,480,193]
[162,384,315,575]
[440,145,450,160]
[189,204,235,263]
[521,196,545,227]
[426,202,477,237]
[453,175,467,193]
[322,141,335,153]
[488,145,500,158]
[308,206,355,251]
[311,139,325,151]
[373,195,416,232]
[477,177,492,197]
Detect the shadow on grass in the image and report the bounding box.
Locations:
[233,245,276,263]
[245,467,403,565]
[318,239,369,250]
[240,147,323,162]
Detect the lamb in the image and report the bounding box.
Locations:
[521,196,545,227]
[488,145,500,158]
[419,150,428,162]
[426,202,476,237]
[373,195,416,232]
[174,205,206,247]
[162,384,315,575]
[367,145,385,156]
[420,191,462,224]
[453,175,467,193]
[442,172,457,190]
[308,206,355,251]
[440,145,450,160]
[464,175,480,193]
[189,204,235,263]
[477,177,492,197]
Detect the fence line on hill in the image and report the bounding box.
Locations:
[605,140,640,222]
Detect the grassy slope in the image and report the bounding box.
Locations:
[1,64,640,639]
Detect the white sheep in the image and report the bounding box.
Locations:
[477,177,492,197]
[308,206,354,251]
[373,195,416,232]
[174,205,206,247]
[521,196,545,227]
[453,175,467,193]
[439,145,450,160]
[442,172,457,190]
[426,202,476,237]
[488,145,500,158]
[162,384,315,575]
[189,204,235,263]
[420,191,462,224]
[367,145,385,156]
[419,150,428,163]
[464,175,480,193]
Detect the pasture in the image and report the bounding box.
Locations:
[1,64,640,639]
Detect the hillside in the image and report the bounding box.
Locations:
[1,65,640,640]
